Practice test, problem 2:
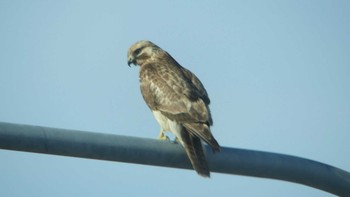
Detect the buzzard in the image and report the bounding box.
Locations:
[127,40,220,177]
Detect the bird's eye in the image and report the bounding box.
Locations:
[134,48,142,56]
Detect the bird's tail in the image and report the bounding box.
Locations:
[180,128,210,177]
[183,123,221,152]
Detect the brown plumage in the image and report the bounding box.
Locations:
[127,40,220,177]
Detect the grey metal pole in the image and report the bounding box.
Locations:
[0,122,349,196]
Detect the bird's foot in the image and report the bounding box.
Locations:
[158,132,170,141]
[172,137,180,144]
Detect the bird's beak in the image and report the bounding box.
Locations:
[127,56,135,67]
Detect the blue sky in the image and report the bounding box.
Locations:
[1,1,349,196]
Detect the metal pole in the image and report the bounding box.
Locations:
[0,122,349,196]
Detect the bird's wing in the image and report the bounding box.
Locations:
[140,53,219,151]
[140,60,210,124]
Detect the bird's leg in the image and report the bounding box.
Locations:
[158,129,169,141]
[173,137,180,144]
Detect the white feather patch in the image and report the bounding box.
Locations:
[152,110,184,146]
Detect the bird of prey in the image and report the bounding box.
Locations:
[127,40,220,177]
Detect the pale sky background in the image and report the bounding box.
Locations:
[0,1,349,196]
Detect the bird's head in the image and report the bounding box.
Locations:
[127,40,159,67]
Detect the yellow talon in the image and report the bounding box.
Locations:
[158,130,169,141]
[173,137,180,144]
